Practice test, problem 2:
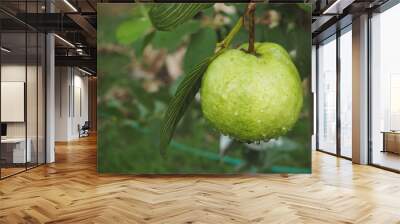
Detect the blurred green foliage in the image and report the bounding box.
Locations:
[97,3,312,174]
[116,18,152,45]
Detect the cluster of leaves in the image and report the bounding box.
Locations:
[97,3,312,174]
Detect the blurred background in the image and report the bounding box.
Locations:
[97,3,312,174]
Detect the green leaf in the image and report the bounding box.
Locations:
[132,31,156,59]
[116,17,152,45]
[98,4,139,45]
[148,3,213,31]
[160,57,211,156]
[183,28,217,74]
[152,21,201,52]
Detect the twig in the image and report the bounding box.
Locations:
[246,3,256,54]
[216,17,244,51]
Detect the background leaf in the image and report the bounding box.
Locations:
[116,17,152,45]
[98,5,135,45]
[183,28,217,74]
[152,20,201,52]
[149,3,213,31]
[132,31,156,59]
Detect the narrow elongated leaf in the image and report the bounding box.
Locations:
[149,3,213,31]
[160,57,211,156]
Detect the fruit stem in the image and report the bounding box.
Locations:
[216,17,244,50]
[246,3,256,54]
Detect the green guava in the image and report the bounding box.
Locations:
[200,42,303,142]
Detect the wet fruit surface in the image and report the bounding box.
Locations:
[200,42,303,142]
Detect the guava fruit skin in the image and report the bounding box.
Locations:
[200,42,303,142]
